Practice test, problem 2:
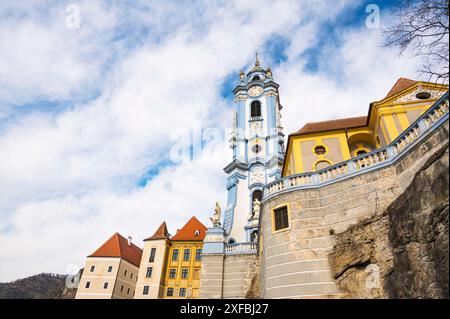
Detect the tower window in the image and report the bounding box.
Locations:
[251,101,261,117]
[252,144,261,153]
[85,281,91,289]
[149,247,156,262]
[273,206,289,231]
[146,267,153,278]
[252,76,260,81]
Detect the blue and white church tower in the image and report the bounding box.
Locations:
[222,55,285,244]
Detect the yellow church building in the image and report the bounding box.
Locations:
[283,78,448,175]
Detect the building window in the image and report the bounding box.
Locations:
[314,145,326,155]
[107,266,113,272]
[85,281,91,289]
[195,249,202,261]
[194,230,200,237]
[103,282,108,289]
[130,273,133,279]
[167,288,174,297]
[183,249,191,261]
[179,288,186,297]
[193,268,201,280]
[228,238,236,244]
[172,249,179,261]
[149,248,156,262]
[273,206,289,231]
[120,285,124,293]
[124,269,127,276]
[169,268,177,279]
[127,288,130,295]
[251,101,261,117]
[415,91,431,100]
[146,267,153,278]
[143,286,149,295]
[252,76,260,81]
[181,268,189,279]
[90,265,95,272]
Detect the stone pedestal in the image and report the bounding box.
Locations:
[199,227,226,299]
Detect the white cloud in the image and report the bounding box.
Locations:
[0,0,427,281]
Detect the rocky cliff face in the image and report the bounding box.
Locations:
[329,142,449,298]
[0,270,82,299]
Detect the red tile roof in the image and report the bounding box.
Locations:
[296,116,367,135]
[144,221,170,241]
[385,77,417,99]
[89,233,143,267]
[293,78,418,136]
[170,216,207,241]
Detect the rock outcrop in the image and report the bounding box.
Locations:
[329,142,449,298]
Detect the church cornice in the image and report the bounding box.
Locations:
[223,160,249,174]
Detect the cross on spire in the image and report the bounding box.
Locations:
[255,52,260,67]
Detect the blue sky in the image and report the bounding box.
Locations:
[0,0,426,281]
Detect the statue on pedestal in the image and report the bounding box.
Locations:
[210,201,222,227]
[251,198,261,220]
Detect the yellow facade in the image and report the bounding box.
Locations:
[283,80,448,176]
[163,241,203,299]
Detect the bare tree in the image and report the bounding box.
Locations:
[383,0,449,83]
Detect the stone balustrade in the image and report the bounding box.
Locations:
[264,92,449,201]
[224,242,258,255]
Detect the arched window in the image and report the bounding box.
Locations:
[252,76,260,81]
[228,238,236,244]
[315,160,331,171]
[251,101,261,117]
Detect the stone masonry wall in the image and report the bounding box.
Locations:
[222,254,258,299]
[259,120,449,298]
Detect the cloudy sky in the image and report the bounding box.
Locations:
[0,0,425,282]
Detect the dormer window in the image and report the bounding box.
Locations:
[194,230,200,236]
[251,101,261,117]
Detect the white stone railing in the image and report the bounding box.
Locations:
[264,92,449,200]
[225,242,258,255]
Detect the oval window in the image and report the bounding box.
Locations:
[314,145,326,155]
[415,91,431,100]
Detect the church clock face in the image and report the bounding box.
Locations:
[248,86,263,97]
